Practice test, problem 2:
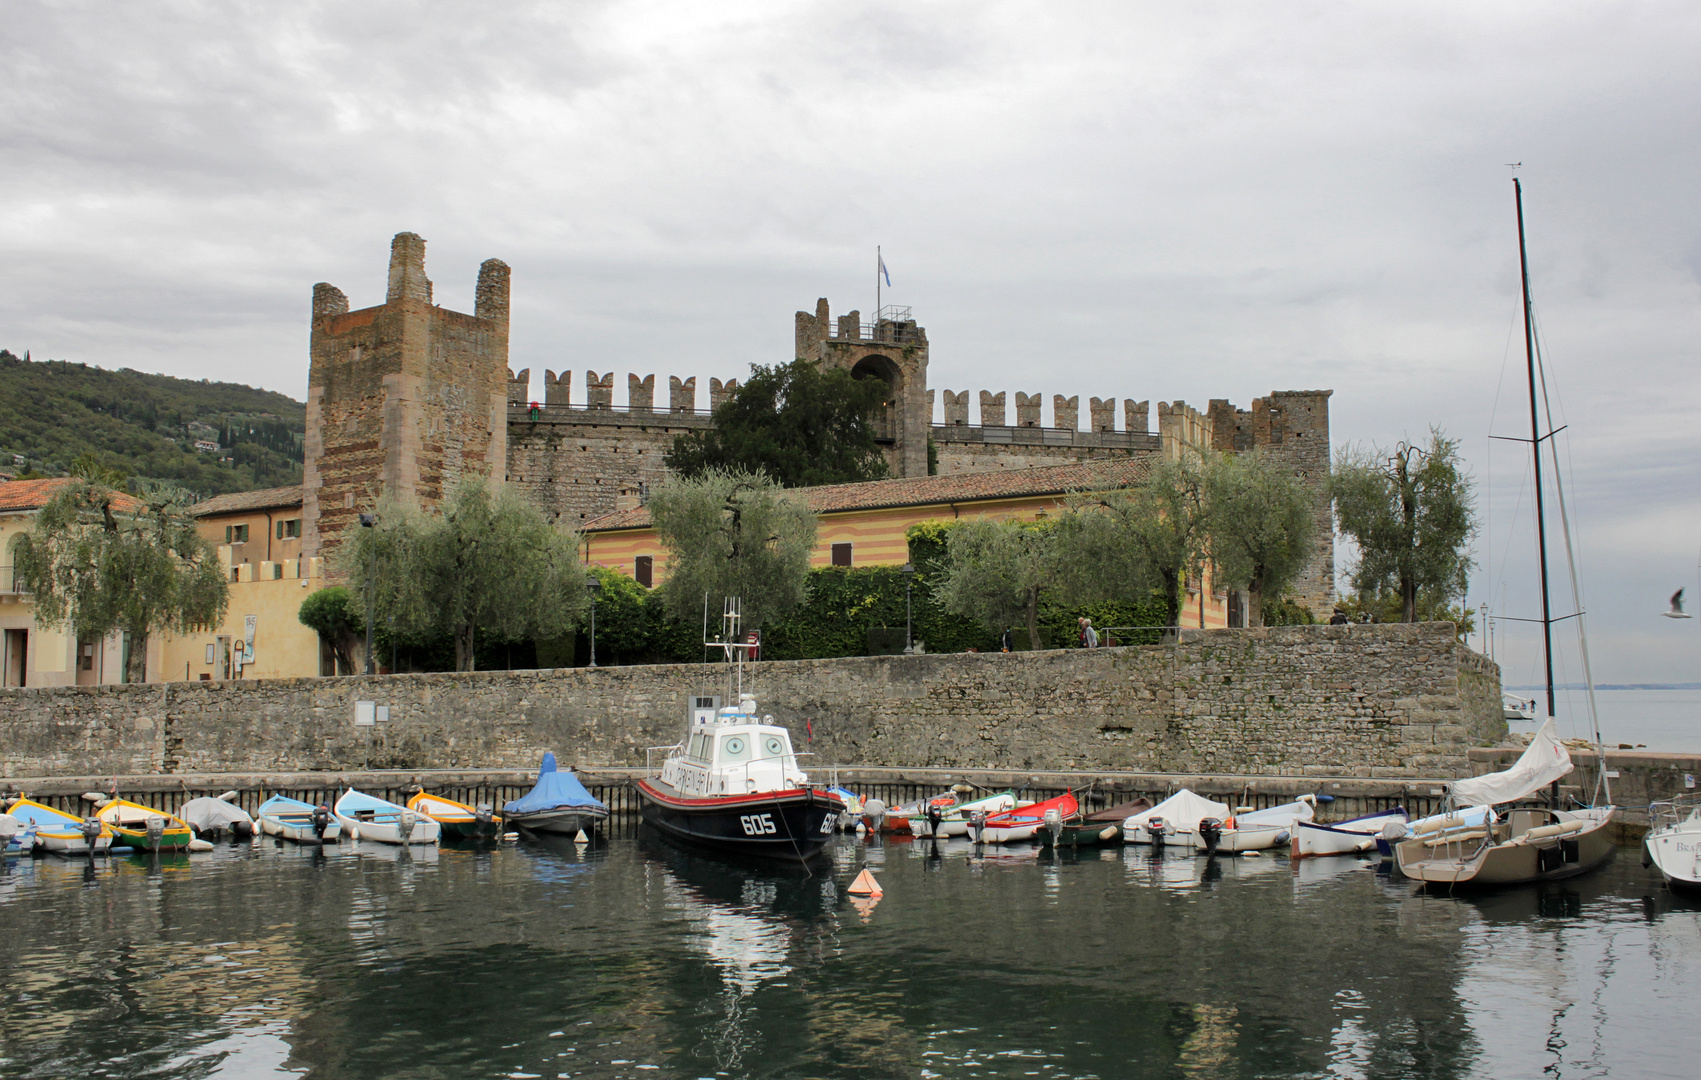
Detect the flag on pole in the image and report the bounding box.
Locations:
[878,252,891,287]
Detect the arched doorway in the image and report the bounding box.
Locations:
[851,355,901,442]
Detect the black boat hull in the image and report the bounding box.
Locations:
[636,779,842,861]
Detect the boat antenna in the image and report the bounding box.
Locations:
[704,595,751,701]
[1514,176,1559,726]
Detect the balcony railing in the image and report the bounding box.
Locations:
[0,565,28,595]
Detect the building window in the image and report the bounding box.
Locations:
[635,555,653,588]
[272,563,284,580]
[277,518,301,539]
[230,567,241,583]
[225,524,249,544]
[831,543,852,567]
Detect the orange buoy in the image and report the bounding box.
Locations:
[848,868,883,896]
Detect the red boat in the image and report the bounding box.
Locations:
[972,792,1080,843]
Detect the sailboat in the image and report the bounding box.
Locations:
[1395,176,1616,888]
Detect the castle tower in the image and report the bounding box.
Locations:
[303,232,511,561]
[794,298,930,477]
[1207,390,1335,613]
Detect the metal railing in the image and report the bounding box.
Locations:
[0,565,26,594]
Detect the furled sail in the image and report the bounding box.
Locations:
[1449,718,1574,808]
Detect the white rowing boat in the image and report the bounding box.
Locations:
[333,789,440,845]
[256,795,341,844]
[1291,807,1408,858]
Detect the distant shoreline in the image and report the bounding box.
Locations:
[1505,684,1701,691]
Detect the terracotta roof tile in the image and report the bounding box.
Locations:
[582,458,1155,532]
[0,477,145,514]
[189,485,304,517]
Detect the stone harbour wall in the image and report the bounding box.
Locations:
[0,624,1501,782]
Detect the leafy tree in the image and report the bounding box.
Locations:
[1204,450,1316,627]
[1332,429,1475,623]
[648,467,817,632]
[664,358,890,487]
[297,585,363,674]
[584,565,658,665]
[13,479,229,682]
[1050,454,1212,630]
[930,517,1053,649]
[341,479,587,671]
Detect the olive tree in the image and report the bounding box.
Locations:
[297,585,363,674]
[1050,454,1212,631]
[930,517,1052,648]
[13,479,228,682]
[340,479,587,671]
[1331,429,1475,623]
[1204,450,1317,626]
[648,467,817,633]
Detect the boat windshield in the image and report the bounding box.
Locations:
[719,733,751,763]
[687,733,709,760]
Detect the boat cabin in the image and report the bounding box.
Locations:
[660,693,809,797]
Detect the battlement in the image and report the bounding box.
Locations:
[934,389,1152,434]
[505,370,731,415]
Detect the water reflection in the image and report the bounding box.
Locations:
[2,832,1698,1078]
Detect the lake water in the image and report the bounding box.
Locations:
[1505,687,1701,752]
[2,829,1697,1080]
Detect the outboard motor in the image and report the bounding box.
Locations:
[397,810,417,844]
[863,798,886,835]
[311,805,331,843]
[925,805,944,840]
[144,815,166,852]
[475,803,495,835]
[1146,816,1167,852]
[1198,817,1223,856]
[1043,807,1063,847]
[968,809,988,845]
[78,817,103,855]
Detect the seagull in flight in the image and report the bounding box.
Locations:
[1664,587,1691,619]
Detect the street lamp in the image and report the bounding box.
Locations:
[359,513,377,675]
[586,573,602,668]
[901,562,915,655]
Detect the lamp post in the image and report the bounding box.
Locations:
[586,573,602,668]
[359,513,377,675]
[901,562,915,655]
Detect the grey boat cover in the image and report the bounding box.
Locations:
[181,797,255,832]
[1449,718,1574,808]
[504,752,607,816]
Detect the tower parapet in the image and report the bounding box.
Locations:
[304,232,510,563]
[797,298,931,477]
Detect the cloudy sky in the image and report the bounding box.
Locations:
[4,1,1698,692]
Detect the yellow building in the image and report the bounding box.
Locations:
[582,460,1233,631]
[158,486,330,682]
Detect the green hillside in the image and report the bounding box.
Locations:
[0,349,305,497]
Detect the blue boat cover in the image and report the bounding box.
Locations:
[504,752,606,815]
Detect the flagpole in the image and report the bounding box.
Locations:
[876,245,881,324]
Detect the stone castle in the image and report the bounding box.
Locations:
[304,234,1336,611]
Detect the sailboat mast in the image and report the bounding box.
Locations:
[1514,177,1557,721]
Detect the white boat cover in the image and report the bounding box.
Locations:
[1237,798,1315,828]
[180,797,255,832]
[1449,718,1574,808]
[1122,789,1230,831]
